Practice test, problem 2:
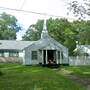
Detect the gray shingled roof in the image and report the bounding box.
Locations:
[0,40,35,50]
[74,45,90,53]
[24,37,68,51]
[81,45,90,49]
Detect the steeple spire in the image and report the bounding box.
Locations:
[43,19,47,30]
[41,19,49,39]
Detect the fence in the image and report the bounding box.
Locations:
[69,56,90,66]
[0,57,23,63]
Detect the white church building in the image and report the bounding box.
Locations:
[0,20,69,65]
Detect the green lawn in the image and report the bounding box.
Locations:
[60,66,90,78]
[0,64,86,90]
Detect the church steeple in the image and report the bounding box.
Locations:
[41,20,49,39]
[43,19,47,30]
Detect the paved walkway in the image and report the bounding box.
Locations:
[53,69,90,90]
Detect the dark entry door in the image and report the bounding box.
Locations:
[43,50,56,64]
[47,50,54,61]
[43,50,46,64]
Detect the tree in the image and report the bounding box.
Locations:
[22,20,43,41]
[0,12,22,40]
[72,20,90,45]
[79,20,90,44]
[68,0,90,19]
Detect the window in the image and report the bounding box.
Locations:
[0,51,4,57]
[32,51,38,60]
[9,51,19,57]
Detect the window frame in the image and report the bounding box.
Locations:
[0,51,4,57]
[32,51,38,60]
[9,51,19,57]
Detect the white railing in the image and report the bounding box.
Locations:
[69,56,90,66]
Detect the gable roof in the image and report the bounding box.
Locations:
[75,45,90,50]
[74,45,90,54]
[26,20,67,51]
[24,36,68,51]
[81,45,90,49]
[0,40,35,50]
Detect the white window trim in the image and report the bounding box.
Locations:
[32,51,38,60]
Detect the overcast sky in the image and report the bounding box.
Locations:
[0,0,85,40]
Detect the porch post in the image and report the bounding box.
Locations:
[37,50,39,61]
[42,50,44,64]
[46,50,48,64]
[56,51,58,64]
[60,51,62,64]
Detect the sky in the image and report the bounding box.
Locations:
[0,0,88,40]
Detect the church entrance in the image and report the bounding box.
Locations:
[43,50,56,64]
[48,50,56,63]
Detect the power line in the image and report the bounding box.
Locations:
[20,0,26,9]
[0,6,76,20]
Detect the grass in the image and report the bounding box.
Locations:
[60,66,90,78]
[0,64,86,90]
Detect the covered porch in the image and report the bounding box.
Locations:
[41,49,63,65]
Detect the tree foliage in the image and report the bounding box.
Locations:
[22,20,43,41]
[0,12,22,40]
[72,20,90,45]
[23,18,90,55]
[68,0,90,19]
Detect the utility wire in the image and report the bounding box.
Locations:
[20,0,26,9]
[0,6,76,20]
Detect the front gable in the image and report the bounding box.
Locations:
[41,42,62,50]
